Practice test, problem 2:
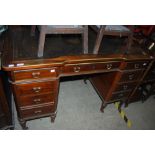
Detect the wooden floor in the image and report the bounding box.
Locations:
[6,26,145,61]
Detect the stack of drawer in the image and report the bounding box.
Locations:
[90,60,149,112]
[110,70,143,101]
[112,60,149,103]
[11,67,59,129]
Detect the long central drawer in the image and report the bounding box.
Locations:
[62,61,121,75]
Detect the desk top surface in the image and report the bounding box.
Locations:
[1,26,153,71]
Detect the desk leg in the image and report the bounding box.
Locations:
[51,111,57,123]
[100,102,107,113]
[84,78,88,84]
[19,119,28,130]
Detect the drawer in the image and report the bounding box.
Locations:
[63,62,120,75]
[20,105,54,118]
[15,81,57,96]
[115,82,137,92]
[110,91,131,101]
[124,61,149,70]
[18,93,55,107]
[119,71,143,82]
[63,64,92,74]
[13,68,58,81]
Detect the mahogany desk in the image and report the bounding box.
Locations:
[2,26,154,129]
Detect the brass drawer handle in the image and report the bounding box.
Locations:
[73,66,81,73]
[106,64,112,70]
[134,64,140,69]
[129,74,134,80]
[34,110,42,114]
[33,98,41,103]
[143,62,147,66]
[32,87,42,93]
[32,72,40,78]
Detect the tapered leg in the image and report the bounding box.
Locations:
[100,102,107,113]
[84,78,87,84]
[19,119,28,130]
[83,26,88,54]
[50,112,57,123]
[83,75,89,84]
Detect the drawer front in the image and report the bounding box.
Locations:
[115,82,137,92]
[19,93,55,107]
[20,105,54,118]
[63,62,120,75]
[119,71,143,82]
[13,68,58,81]
[124,61,149,70]
[111,91,130,101]
[15,81,57,96]
[63,64,92,74]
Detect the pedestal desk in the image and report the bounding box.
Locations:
[2,26,154,129]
